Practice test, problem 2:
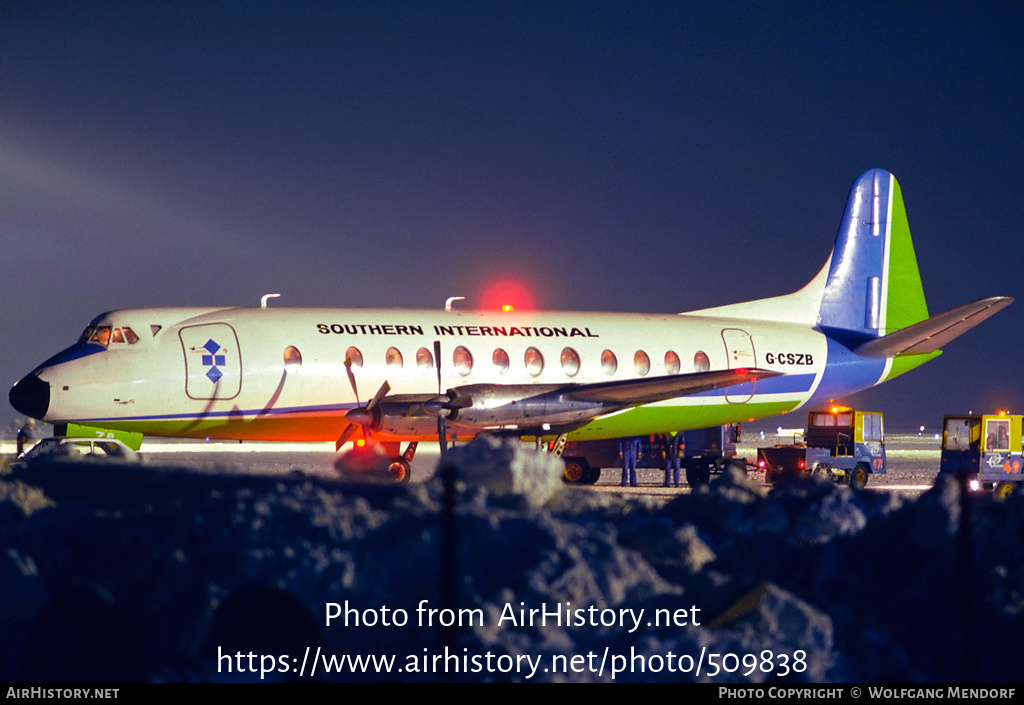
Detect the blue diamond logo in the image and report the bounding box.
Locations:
[203,339,221,355]
[206,367,223,384]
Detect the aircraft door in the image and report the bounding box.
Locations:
[179,324,242,400]
[721,328,756,403]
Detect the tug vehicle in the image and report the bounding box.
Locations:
[938,412,1023,498]
[756,406,885,489]
[558,423,746,485]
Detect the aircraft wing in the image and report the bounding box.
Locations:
[854,296,1013,358]
[561,367,782,405]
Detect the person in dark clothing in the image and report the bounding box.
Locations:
[619,437,640,487]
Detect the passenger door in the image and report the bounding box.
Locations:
[179,323,242,400]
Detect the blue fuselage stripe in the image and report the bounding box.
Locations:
[692,373,817,398]
[809,337,886,405]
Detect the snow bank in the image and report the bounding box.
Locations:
[1,440,1021,682]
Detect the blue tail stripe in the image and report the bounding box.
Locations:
[817,169,890,336]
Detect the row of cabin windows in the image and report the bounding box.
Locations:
[327,345,712,378]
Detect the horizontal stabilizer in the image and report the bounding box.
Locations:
[564,367,781,405]
[854,296,1013,358]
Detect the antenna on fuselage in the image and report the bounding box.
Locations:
[261,293,281,309]
[444,296,465,311]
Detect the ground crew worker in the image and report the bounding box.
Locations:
[16,419,34,457]
[620,437,640,487]
[664,432,682,487]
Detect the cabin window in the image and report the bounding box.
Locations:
[385,347,403,368]
[560,348,580,377]
[634,350,650,377]
[943,417,981,451]
[601,349,617,376]
[986,419,1010,451]
[345,346,363,369]
[453,346,473,376]
[493,348,510,374]
[525,347,544,377]
[416,347,434,370]
[284,346,302,369]
[863,413,883,442]
[811,413,835,427]
[664,350,680,375]
[694,351,710,373]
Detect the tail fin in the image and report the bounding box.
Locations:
[689,169,1011,353]
[817,169,928,341]
[820,168,1011,354]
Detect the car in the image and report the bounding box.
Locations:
[16,437,140,464]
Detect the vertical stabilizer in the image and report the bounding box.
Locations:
[817,169,929,341]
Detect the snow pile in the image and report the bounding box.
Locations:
[0,439,1021,682]
[439,435,565,509]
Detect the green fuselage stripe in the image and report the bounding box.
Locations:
[568,400,801,440]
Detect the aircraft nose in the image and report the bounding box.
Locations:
[9,373,50,420]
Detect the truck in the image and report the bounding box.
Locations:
[558,423,747,485]
[756,406,885,489]
[938,412,1023,498]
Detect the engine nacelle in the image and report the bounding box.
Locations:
[446,384,610,429]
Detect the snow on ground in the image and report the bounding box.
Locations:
[1,437,1021,682]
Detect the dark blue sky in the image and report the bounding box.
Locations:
[2,1,1022,430]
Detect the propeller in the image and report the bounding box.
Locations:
[421,340,475,456]
[335,356,391,451]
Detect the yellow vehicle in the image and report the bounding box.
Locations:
[757,406,885,489]
[939,412,1023,498]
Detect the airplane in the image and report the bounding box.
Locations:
[9,169,1012,481]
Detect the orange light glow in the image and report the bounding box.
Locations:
[481,279,535,311]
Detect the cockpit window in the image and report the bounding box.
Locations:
[89,327,111,346]
[79,325,140,347]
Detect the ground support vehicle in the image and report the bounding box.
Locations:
[756,407,885,489]
[558,424,746,486]
[939,413,1023,498]
[15,436,139,467]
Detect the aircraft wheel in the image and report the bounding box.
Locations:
[850,463,869,490]
[995,481,1016,500]
[686,462,711,486]
[585,466,602,484]
[562,457,591,485]
[387,458,412,483]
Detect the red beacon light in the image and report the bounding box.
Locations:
[502,304,514,312]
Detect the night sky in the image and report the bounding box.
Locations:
[2,2,1022,431]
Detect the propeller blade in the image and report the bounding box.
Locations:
[367,381,391,411]
[433,340,442,395]
[434,340,446,456]
[344,356,360,405]
[335,423,358,451]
